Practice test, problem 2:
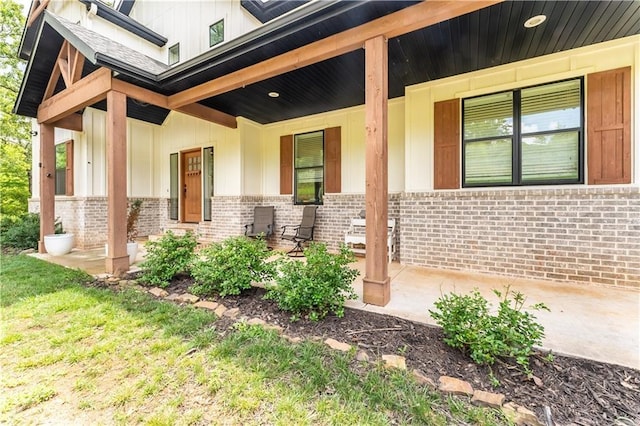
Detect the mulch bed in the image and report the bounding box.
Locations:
[123,274,640,426]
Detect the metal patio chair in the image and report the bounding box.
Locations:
[280,205,317,257]
[244,206,275,239]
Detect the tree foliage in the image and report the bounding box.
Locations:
[0,0,30,219]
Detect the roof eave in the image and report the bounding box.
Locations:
[78,0,167,47]
[158,0,354,82]
[95,52,159,86]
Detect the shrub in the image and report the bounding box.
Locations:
[139,231,197,287]
[191,236,276,297]
[429,286,549,375]
[0,213,62,250]
[265,243,359,321]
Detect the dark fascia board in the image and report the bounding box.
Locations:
[12,16,56,116]
[18,0,41,60]
[94,52,159,85]
[78,0,167,47]
[158,0,357,83]
[241,0,310,24]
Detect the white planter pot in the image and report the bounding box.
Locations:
[44,233,74,256]
[105,242,139,265]
[127,242,138,264]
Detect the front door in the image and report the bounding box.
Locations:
[181,149,202,223]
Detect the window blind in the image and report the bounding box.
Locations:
[295,131,323,168]
[464,91,513,140]
[521,80,581,134]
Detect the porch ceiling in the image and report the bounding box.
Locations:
[14,1,640,126]
[197,0,640,124]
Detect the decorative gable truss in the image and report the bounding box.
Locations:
[42,40,85,131]
[38,41,237,130]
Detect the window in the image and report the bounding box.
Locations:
[462,78,583,186]
[203,147,214,221]
[209,20,224,47]
[55,140,73,196]
[294,131,324,205]
[168,43,180,65]
[169,153,178,220]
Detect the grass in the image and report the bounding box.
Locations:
[0,254,511,424]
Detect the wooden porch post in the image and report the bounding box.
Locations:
[38,123,55,253]
[362,35,390,306]
[105,90,129,274]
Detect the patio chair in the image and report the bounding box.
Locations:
[280,205,317,257]
[244,206,275,239]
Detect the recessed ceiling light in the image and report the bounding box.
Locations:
[268,91,280,98]
[524,15,546,28]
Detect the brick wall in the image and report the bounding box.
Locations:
[30,187,639,288]
[400,187,640,288]
[196,194,395,252]
[29,197,165,249]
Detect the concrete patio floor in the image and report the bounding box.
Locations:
[31,247,639,369]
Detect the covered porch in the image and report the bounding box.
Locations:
[15,0,640,309]
[31,247,640,369]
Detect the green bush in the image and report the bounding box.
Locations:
[429,287,549,375]
[0,213,62,250]
[140,231,197,287]
[191,236,276,297]
[265,243,359,321]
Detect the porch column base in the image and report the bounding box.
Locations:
[363,276,390,306]
[38,241,46,254]
[106,256,129,276]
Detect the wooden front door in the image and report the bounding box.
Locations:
[181,149,202,223]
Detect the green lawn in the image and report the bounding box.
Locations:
[0,255,509,425]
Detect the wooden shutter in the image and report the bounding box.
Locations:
[324,126,341,193]
[65,139,74,195]
[280,135,293,194]
[587,67,631,185]
[434,99,460,189]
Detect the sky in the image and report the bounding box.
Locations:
[17,0,31,14]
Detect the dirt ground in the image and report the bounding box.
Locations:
[158,275,640,426]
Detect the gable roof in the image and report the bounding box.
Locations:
[14,11,171,125]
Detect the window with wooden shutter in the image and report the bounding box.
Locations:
[587,67,631,185]
[434,99,460,189]
[281,128,342,201]
[460,78,584,187]
[280,135,293,194]
[294,131,324,204]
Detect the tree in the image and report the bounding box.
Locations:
[0,0,30,219]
